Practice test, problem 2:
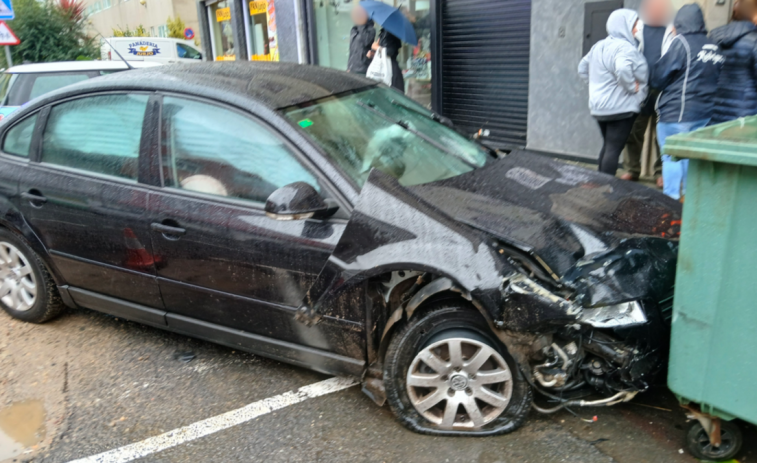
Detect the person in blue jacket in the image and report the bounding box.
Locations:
[650,3,724,200]
[709,0,757,124]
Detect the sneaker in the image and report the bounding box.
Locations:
[620,173,639,181]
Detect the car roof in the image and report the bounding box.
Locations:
[34,61,378,110]
[4,60,162,74]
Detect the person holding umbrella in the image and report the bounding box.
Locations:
[371,30,404,92]
[360,0,418,93]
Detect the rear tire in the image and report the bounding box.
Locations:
[0,229,64,323]
[384,303,532,435]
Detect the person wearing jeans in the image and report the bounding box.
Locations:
[650,4,724,200]
[656,119,709,199]
[579,9,648,176]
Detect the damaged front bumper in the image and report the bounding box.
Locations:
[501,273,648,331]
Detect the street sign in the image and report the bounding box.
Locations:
[0,0,13,21]
[0,21,19,45]
[184,27,194,40]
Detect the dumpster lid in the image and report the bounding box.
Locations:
[664,115,757,167]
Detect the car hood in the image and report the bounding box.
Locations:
[408,150,681,278]
[296,151,681,327]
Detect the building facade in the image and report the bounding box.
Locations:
[200,0,734,159]
[83,0,201,46]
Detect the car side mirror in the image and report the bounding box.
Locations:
[264,182,337,221]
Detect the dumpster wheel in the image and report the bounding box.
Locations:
[686,420,742,461]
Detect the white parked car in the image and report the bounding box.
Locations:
[0,60,161,120]
[100,37,204,63]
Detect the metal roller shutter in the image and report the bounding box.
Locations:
[440,0,532,148]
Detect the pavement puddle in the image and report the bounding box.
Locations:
[0,400,46,461]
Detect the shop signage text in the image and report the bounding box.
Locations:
[249,0,266,15]
[216,7,231,22]
[127,41,161,56]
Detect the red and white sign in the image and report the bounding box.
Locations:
[0,21,19,46]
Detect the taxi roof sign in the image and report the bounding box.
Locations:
[0,21,19,45]
[0,0,13,21]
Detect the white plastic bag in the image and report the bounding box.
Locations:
[366,48,393,87]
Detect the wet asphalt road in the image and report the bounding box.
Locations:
[1,307,756,463]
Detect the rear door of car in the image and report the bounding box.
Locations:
[147,95,364,360]
[15,92,165,314]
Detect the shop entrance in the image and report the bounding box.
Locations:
[435,0,532,149]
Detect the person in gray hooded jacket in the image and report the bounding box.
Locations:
[579,9,649,175]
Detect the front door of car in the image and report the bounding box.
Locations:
[149,96,353,351]
[16,93,163,308]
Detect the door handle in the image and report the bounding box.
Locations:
[21,191,47,205]
[151,222,186,237]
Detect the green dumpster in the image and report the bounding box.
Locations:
[664,116,757,461]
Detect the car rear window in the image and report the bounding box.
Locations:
[5,71,101,106]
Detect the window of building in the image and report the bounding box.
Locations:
[3,115,38,158]
[41,94,149,181]
[158,25,167,37]
[208,1,236,60]
[245,0,278,61]
[160,97,320,202]
[310,0,432,106]
[150,26,156,36]
[103,0,111,9]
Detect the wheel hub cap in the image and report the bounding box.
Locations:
[406,337,513,430]
[449,374,469,391]
[0,241,37,312]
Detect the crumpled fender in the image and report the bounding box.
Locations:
[295,169,513,326]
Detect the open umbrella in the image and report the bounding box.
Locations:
[359,1,418,46]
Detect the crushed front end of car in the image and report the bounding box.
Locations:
[297,150,681,434]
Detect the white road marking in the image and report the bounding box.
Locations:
[68,377,358,463]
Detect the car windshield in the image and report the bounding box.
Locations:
[283,87,490,188]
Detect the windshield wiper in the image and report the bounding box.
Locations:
[356,101,478,168]
[390,99,452,126]
[390,99,499,159]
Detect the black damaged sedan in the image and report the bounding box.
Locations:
[0,63,681,436]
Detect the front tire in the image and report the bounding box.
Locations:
[384,303,532,435]
[0,229,64,323]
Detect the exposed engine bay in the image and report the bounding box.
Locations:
[525,316,668,412]
[500,268,672,413]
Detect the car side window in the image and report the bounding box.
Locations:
[160,96,322,203]
[41,94,149,181]
[2,114,38,157]
[176,44,202,60]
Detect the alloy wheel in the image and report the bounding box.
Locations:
[406,337,513,430]
[0,241,37,312]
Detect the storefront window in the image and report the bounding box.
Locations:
[246,0,279,61]
[209,1,236,60]
[311,0,432,106]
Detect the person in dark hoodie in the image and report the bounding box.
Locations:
[650,3,724,200]
[347,6,376,75]
[709,0,757,124]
